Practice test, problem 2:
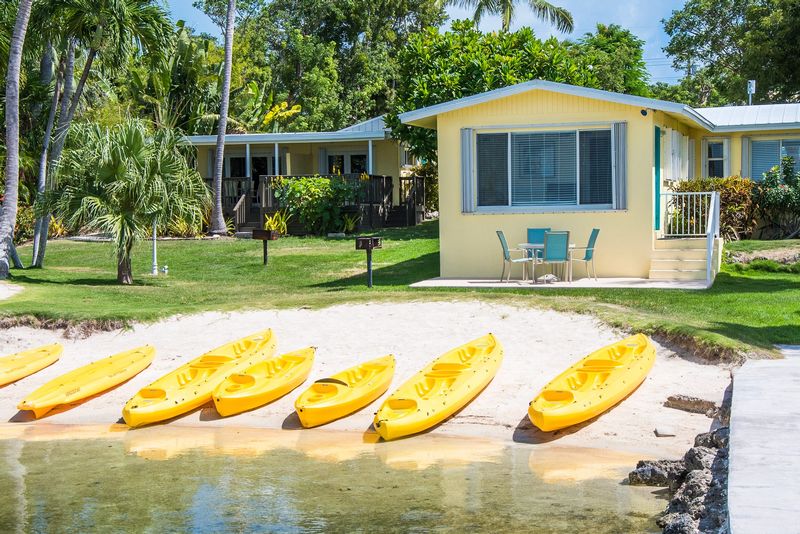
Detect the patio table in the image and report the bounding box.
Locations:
[518,243,576,283]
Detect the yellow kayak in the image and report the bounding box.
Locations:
[528,333,656,432]
[122,329,276,428]
[213,347,315,417]
[18,346,155,418]
[374,334,503,440]
[295,354,395,428]
[0,343,63,387]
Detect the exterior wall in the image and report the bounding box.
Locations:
[436,89,657,279]
[685,128,800,179]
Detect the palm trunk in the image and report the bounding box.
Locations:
[31,57,64,264]
[33,40,80,267]
[31,43,54,119]
[117,240,134,285]
[0,0,33,280]
[209,0,236,236]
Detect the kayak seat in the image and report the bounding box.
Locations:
[138,387,166,400]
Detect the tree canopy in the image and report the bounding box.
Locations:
[661,0,800,105]
[386,20,650,162]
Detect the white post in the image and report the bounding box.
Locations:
[245,143,251,177]
[151,218,158,276]
[274,143,280,175]
[367,139,373,174]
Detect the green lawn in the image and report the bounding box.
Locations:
[2,221,798,357]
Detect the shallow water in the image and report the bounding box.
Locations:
[0,425,662,533]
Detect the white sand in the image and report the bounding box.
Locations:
[0,301,731,457]
[0,282,22,301]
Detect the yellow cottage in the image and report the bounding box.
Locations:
[399,80,800,286]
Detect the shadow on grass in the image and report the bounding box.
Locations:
[313,252,439,290]
[708,271,800,294]
[355,220,439,242]
[9,274,154,288]
[710,322,800,349]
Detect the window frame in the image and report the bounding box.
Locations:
[472,124,616,213]
[701,137,730,178]
[749,135,800,180]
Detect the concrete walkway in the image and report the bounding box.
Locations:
[728,355,800,533]
[411,277,709,290]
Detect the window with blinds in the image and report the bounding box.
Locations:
[579,130,612,204]
[477,133,509,206]
[475,128,613,208]
[511,132,576,205]
[750,139,800,180]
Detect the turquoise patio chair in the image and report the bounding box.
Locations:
[535,231,570,282]
[526,227,551,259]
[497,230,534,282]
[571,228,600,281]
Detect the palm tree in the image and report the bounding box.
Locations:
[454,0,574,33]
[209,0,237,236]
[31,0,172,267]
[45,121,210,284]
[0,0,33,280]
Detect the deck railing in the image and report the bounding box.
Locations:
[259,174,393,211]
[661,191,713,237]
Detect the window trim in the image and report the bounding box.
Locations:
[701,137,730,178]
[473,125,616,213]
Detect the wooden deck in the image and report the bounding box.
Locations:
[728,353,800,533]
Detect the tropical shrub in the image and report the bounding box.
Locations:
[671,176,756,240]
[273,176,359,235]
[13,205,35,245]
[752,156,800,239]
[341,212,361,234]
[45,120,209,284]
[264,210,291,234]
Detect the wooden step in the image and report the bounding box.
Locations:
[648,269,707,281]
[651,248,707,261]
[650,259,708,271]
[654,237,706,250]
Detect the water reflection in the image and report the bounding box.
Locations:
[0,425,661,533]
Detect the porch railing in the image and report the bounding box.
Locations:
[705,191,721,283]
[259,174,393,211]
[661,190,721,284]
[232,194,247,229]
[661,191,713,237]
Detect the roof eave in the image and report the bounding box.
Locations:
[182,130,389,146]
[710,122,800,133]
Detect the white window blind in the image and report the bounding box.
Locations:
[511,132,576,205]
[751,140,780,180]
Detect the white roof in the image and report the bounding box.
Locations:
[694,104,800,131]
[398,80,800,133]
[184,116,389,146]
[337,115,388,133]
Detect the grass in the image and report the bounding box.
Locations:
[2,223,798,356]
[725,239,800,253]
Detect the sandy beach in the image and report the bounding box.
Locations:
[0,301,731,457]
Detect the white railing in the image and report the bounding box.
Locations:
[706,191,721,283]
[661,192,713,237]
